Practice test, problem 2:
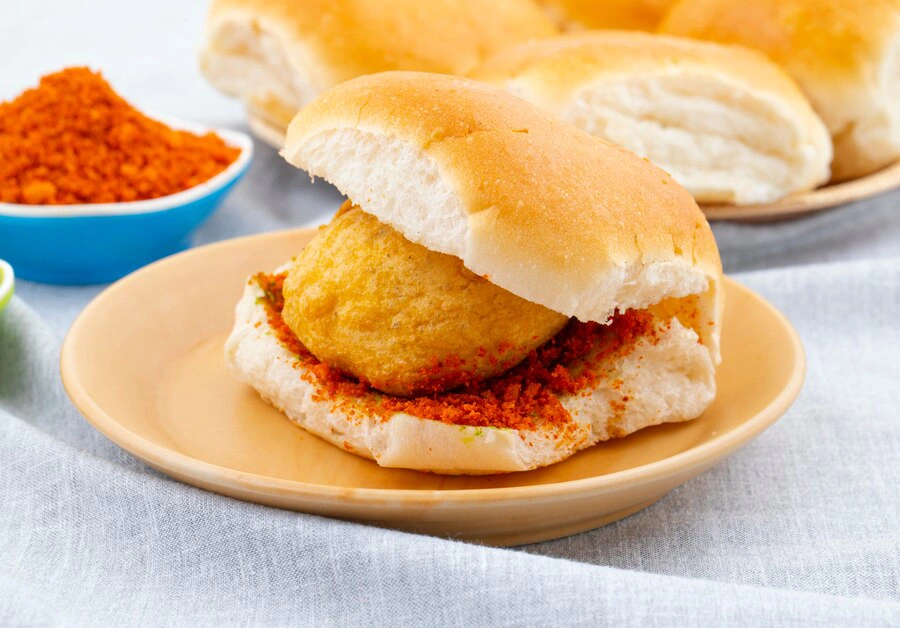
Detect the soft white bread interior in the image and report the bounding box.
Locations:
[281,71,723,361]
[661,0,900,181]
[225,274,716,474]
[537,0,677,31]
[199,0,557,129]
[472,31,833,205]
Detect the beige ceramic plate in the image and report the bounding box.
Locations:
[61,228,805,546]
[249,108,900,224]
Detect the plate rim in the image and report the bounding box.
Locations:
[700,159,900,222]
[61,228,806,505]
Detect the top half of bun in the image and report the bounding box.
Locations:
[281,72,723,359]
[536,0,677,31]
[200,0,557,123]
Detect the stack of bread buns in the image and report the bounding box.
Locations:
[200,0,899,205]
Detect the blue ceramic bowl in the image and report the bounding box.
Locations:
[0,120,253,285]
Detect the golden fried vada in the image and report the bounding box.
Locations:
[282,204,567,396]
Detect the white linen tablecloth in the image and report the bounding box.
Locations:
[1,1,898,625]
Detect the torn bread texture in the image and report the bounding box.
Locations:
[225,276,716,474]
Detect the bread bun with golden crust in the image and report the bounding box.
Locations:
[199,0,557,128]
[471,31,832,205]
[226,72,722,474]
[661,0,900,181]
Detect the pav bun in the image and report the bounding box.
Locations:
[199,0,557,129]
[472,31,833,205]
[661,0,900,181]
[226,72,723,474]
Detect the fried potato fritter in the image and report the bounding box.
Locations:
[282,205,568,396]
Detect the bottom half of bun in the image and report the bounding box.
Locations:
[225,276,717,474]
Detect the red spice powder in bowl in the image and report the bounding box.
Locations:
[0,67,241,205]
[0,67,253,284]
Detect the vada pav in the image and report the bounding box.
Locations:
[225,72,723,475]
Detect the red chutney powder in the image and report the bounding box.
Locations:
[253,272,655,432]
